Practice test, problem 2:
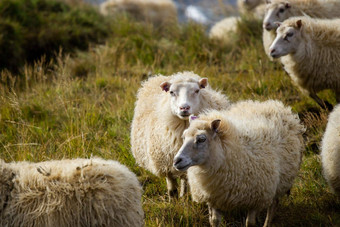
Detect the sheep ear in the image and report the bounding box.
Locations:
[189,114,198,123]
[198,78,208,89]
[296,19,302,29]
[160,81,171,92]
[285,2,291,8]
[274,22,282,27]
[211,119,221,133]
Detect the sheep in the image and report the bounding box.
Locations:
[131,71,231,200]
[238,0,266,19]
[321,104,340,196]
[99,0,177,27]
[269,16,340,109]
[209,16,239,44]
[262,0,340,59]
[209,0,265,44]
[0,157,144,227]
[173,100,305,227]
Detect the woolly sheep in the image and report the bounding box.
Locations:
[0,158,144,227]
[262,0,340,59]
[173,100,305,227]
[100,0,177,27]
[209,17,239,44]
[321,104,340,196]
[131,71,231,200]
[269,16,340,109]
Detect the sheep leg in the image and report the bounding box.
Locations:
[166,174,178,201]
[309,93,333,110]
[208,204,222,227]
[263,198,279,227]
[179,177,187,198]
[246,210,258,227]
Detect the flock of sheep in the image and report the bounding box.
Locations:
[1,0,340,226]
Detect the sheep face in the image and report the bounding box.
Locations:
[173,118,220,171]
[240,0,264,11]
[160,78,208,120]
[269,19,302,58]
[263,1,292,31]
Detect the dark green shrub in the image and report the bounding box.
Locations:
[0,0,111,72]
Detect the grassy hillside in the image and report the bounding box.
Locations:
[0,13,339,226]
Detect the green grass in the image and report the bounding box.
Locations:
[0,14,339,226]
[0,0,110,72]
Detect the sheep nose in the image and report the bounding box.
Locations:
[173,157,182,167]
[270,48,277,57]
[264,22,271,31]
[180,105,190,111]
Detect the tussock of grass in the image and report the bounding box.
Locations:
[0,15,339,226]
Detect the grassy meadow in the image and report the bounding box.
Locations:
[0,3,339,226]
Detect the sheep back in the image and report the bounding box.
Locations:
[0,158,144,227]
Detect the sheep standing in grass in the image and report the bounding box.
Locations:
[0,158,144,227]
[100,0,177,27]
[321,104,340,196]
[269,17,340,109]
[131,72,230,200]
[174,100,305,227]
[262,0,340,59]
[209,0,265,44]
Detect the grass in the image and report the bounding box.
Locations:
[0,13,339,226]
[0,0,110,72]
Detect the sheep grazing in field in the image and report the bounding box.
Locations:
[174,100,305,227]
[321,104,340,196]
[131,72,231,200]
[262,0,340,59]
[269,17,340,109]
[0,158,144,227]
[238,0,266,19]
[100,0,177,27]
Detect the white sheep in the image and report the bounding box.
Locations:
[262,0,340,59]
[209,0,265,44]
[99,0,177,27]
[209,16,239,44]
[321,104,340,196]
[263,0,340,58]
[269,16,340,109]
[131,71,231,200]
[173,100,305,227]
[0,158,144,227]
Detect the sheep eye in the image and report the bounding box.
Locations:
[196,136,206,143]
[279,8,284,13]
[286,32,293,37]
[170,91,175,96]
[195,89,200,94]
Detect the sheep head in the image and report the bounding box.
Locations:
[173,118,221,171]
[263,1,292,31]
[160,76,208,120]
[269,18,303,58]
